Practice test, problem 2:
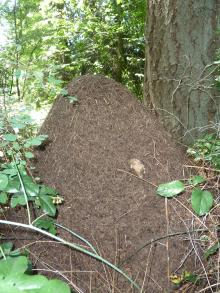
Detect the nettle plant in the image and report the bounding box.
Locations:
[0,111,140,292]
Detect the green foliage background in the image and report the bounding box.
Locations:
[0,0,146,107]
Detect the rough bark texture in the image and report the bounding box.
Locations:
[144,0,220,144]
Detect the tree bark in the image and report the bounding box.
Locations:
[144,0,220,144]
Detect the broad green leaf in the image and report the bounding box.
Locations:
[39,195,56,216]
[34,218,57,235]
[22,176,39,197]
[40,279,71,293]
[204,242,220,259]
[2,168,17,176]
[157,180,185,198]
[24,152,34,159]
[5,176,20,193]
[0,256,28,276]
[0,192,8,204]
[10,114,33,130]
[3,134,17,142]
[188,176,205,186]
[24,135,48,148]
[0,242,13,258]
[0,256,71,293]
[0,174,8,191]
[40,185,58,196]
[191,188,213,216]
[11,194,27,208]
[0,274,47,293]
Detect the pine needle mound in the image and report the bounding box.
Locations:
[35,75,191,292]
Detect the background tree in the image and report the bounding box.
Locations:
[144,0,220,143]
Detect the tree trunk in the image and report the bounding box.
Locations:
[144,0,220,144]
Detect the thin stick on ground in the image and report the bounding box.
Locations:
[165,198,170,281]
[140,242,154,292]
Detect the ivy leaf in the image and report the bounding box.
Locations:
[204,242,220,259]
[157,180,185,198]
[0,174,9,191]
[0,192,8,204]
[34,218,57,235]
[188,175,205,186]
[191,188,213,216]
[39,195,56,216]
[3,134,17,142]
[0,242,13,258]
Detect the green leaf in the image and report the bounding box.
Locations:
[191,188,213,216]
[11,193,27,208]
[0,242,13,258]
[2,168,18,176]
[67,95,78,104]
[204,242,220,259]
[33,218,57,235]
[40,279,71,293]
[5,176,20,193]
[40,185,58,196]
[0,256,71,292]
[3,134,17,142]
[12,142,21,151]
[157,180,185,198]
[0,192,8,204]
[22,176,39,197]
[24,135,48,148]
[0,256,28,276]
[183,271,199,284]
[24,152,34,159]
[39,195,56,216]
[0,174,8,191]
[10,114,33,130]
[188,175,205,186]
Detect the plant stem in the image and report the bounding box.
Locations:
[12,155,32,225]
[55,223,98,255]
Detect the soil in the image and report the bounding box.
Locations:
[5,75,194,292]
